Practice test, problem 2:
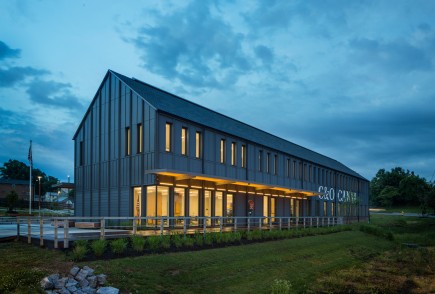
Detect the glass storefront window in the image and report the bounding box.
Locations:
[189,189,199,225]
[204,190,211,225]
[174,187,185,225]
[226,193,233,223]
[264,196,268,224]
[146,186,156,225]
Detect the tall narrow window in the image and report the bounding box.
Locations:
[266,153,270,173]
[195,131,201,158]
[137,124,142,153]
[79,141,84,166]
[220,139,226,163]
[286,159,290,177]
[165,123,171,152]
[125,127,131,156]
[263,196,269,224]
[258,151,263,171]
[299,162,303,180]
[293,160,297,179]
[274,155,278,175]
[231,142,236,166]
[181,127,188,155]
[309,165,312,182]
[241,145,246,168]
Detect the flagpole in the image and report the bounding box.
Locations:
[29,140,32,215]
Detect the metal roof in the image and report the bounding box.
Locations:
[110,70,366,180]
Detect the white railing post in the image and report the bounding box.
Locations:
[269,217,272,231]
[279,218,282,230]
[54,218,58,249]
[310,217,313,228]
[160,217,164,235]
[317,217,319,228]
[234,217,237,232]
[296,217,299,229]
[288,217,291,230]
[219,217,223,233]
[303,217,306,229]
[27,216,31,244]
[183,218,187,236]
[39,217,44,247]
[64,219,69,249]
[203,217,207,236]
[247,217,250,232]
[100,217,105,240]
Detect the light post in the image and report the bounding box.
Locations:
[38,176,42,217]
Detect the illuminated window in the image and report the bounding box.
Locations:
[204,190,211,225]
[189,189,199,225]
[331,202,335,216]
[226,193,233,218]
[137,124,142,153]
[323,202,327,216]
[195,132,201,158]
[266,153,270,173]
[220,139,225,163]
[215,191,223,217]
[274,155,278,175]
[165,123,171,152]
[231,142,236,166]
[241,145,246,168]
[263,196,269,224]
[174,188,185,217]
[270,197,275,221]
[181,127,188,155]
[125,127,131,156]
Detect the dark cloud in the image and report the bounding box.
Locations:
[0,107,74,179]
[0,66,48,87]
[129,1,251,88]
[349,38,433,72]
[254,45,274,65]
[26,79,84,111]
[0,41,20,60]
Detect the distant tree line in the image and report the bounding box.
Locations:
[0,159,60,196]
[370,167,435,214]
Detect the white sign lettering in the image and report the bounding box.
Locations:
[318,186,357,202]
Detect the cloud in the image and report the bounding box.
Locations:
[0,41,21,60]
[26,79,84,111]
[129,1,251,88]
[349,38,433,72]
[254,45,274,66]
[0,66,48,87]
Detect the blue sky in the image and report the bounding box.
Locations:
[1,0,435,182]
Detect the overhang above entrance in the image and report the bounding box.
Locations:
[146,169,320,198]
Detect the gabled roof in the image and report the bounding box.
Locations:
[110,70,366,180]
[73,69,366,180]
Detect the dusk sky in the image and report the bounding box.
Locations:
[1,1,435,183]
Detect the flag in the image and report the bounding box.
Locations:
[28,140,32,166]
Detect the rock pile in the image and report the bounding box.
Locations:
[40,266,119,294]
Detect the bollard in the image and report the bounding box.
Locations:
[100,218,105,240]
[16,216,20,240]
[27,216,31,244]
[40,218,44,247]
[64,219,69,249]
[54,219,58,249]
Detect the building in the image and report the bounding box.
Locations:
[0,178,30,200]
[73,70,369,223]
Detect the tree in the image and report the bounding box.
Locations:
[378,186,400,207]
[0,159,29,180]
[426,184,435,215]
[398,174,428,205]
[6,190,19,212]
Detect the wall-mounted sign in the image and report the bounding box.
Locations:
[248,199,255,210]
[318,186,357,203]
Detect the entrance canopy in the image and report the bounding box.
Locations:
[147,169,320,199]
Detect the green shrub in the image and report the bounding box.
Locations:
[194,232,204,247]
[131,235,146,252]
[172,234,184,248]
[213,233,223,244]
[91,239,107,257]
[72,244,87,261]
[204,233,213,246]
[74,239,88,248]
[271,279,292,294]
[161,235,171,249]
[111,238,128,254]
[182,236,195,248]
[246,231,254,241]
[147,236,161,251]
[232,232,242,243]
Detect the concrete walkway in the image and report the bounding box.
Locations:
[369,211,435,218]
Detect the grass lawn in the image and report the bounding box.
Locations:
[370,205,423,214]
[0,215,434,293]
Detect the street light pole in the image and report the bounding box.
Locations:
[38,176,42,217]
